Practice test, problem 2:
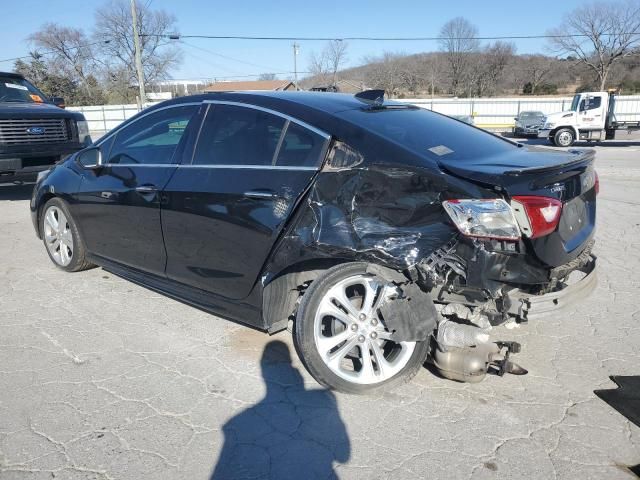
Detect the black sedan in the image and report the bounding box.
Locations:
[30,91,598,393]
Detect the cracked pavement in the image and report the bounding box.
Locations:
[1,138,639,479]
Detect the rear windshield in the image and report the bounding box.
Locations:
[0,76,47,104]
[519,112,544,120]
[338,107,516,162]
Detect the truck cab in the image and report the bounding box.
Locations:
[0,72,91,181]
[538,90,640,147]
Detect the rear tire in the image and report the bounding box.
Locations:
[294,262,430,394]
[41,198,93,272]
[554,128,575,147]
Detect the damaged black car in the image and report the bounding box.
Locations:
[30,90,598,393]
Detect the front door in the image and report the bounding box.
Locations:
[74,104,200,275]
[578,94,605,129]
[161,102,330,300]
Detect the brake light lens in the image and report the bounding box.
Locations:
[442,199,520,240]
[511,196,562,239]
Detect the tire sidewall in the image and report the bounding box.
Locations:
[294,262,430,394]
[554,128,575,147]
[41,198,85,272]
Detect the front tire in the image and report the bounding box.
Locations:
[41,198,93,272]
[294,262,430,394]
[554,128,575,147]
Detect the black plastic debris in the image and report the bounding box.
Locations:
[594,376,640,428]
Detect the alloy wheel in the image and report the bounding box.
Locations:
[313,274,416,385]
[43,206,74,267]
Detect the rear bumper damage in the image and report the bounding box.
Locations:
[506,254,597,319]
[416,238,597,383]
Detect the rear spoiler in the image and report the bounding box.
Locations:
[503,149,595,175]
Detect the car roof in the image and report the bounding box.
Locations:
[161,90,404,115]
[0,71,25,79]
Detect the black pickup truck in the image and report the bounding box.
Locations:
[0,72,91,180]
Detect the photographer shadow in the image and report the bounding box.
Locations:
[211,340,350,480]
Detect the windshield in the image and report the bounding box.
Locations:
[0,76,48,104]
[570,94,580,112]
[518,112,544,120]
[338,107,516,163]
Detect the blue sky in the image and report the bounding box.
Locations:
[1,0,585,81]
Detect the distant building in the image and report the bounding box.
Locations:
[203,80,296,92]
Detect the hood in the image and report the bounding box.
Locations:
[437,145,595,191]
[543,110,576,125]
[0,101,83,120]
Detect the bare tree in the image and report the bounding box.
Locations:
[470,41,516,97]
[326,40,348,86]
[421,53,444,98]
[438,17,480,96]
[308,40,349,87]
[94,0,181,99]
[29,24,98,95]
[519,54,556,94]
[362,52,405,98]
[308,50,330,85]
[547,0,640,90]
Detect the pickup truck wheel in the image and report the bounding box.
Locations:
[554,128,575,147]
[41,198,93,272]
[294,262,429,394]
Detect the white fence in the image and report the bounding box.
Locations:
[68,103,145,139]
[69,94,640,138]
[396,95,640,127]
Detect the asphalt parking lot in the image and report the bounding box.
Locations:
[0,135,639,480]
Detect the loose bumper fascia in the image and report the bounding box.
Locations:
[537,129,551,139]
[506,255,597,319]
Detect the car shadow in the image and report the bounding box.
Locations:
[210,340,351,480]
[0,181,35,201]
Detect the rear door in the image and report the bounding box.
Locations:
[75,103,200,275]
[161,101,330,300]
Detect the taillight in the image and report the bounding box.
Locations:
[511,196,562,239]
[442,199,520,241]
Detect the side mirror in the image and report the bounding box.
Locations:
[50,97,66,109]
[77,147,104,170]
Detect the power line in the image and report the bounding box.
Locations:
[141,32,640,42]
[0,39,112,64]
[179,40,286,72]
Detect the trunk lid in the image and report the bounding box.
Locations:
[438,145,596,267]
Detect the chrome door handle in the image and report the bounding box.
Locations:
[244,190,277,199]
[135,185,158,194]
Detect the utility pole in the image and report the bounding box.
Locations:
[292,43,300,91]
[130,0,146,110]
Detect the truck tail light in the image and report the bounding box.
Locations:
[511,196,562,239]
[442,199,520,241]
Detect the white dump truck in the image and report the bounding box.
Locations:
[538,90,640,147]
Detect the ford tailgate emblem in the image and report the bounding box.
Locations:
[27,127,46,135]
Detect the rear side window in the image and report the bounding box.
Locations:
[107,105,198,165]
[276,122,327,167]
[338,107,516,163]
[193,104,285,166]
